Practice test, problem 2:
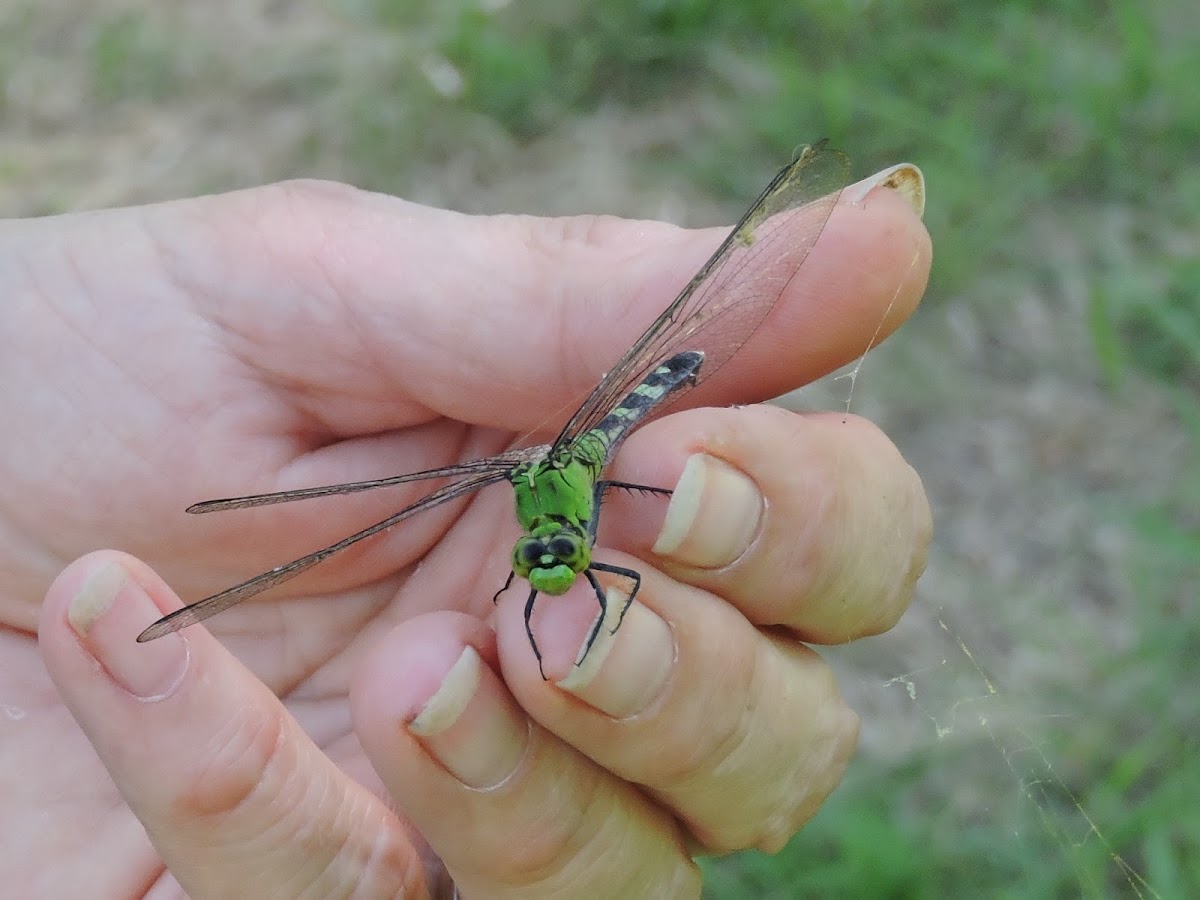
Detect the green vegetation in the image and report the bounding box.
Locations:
[89,11,179,103]
[365,0,1199,305]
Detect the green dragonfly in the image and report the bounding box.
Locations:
[137,141,850,677]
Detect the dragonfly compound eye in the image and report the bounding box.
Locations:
[520,540,545,565]
[548,536,577,559]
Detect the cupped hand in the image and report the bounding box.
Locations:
[2,168,930,898]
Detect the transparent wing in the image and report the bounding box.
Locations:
[137,446,549,641]
[551,141,850,451]
[186,448,545,513]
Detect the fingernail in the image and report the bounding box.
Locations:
[407,646,528,789]
[845,163,926,217]
[68,561,188,700]
[653,454,762,568]
[557,589,674,718]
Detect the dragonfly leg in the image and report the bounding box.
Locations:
[585,561,641,639]
[598,479,673,498]
[493,569,517,605]
[581,568,612,666]
[523,587,547,680]
[588,480,672,545]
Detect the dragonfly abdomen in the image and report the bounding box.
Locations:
[578,350,705,469]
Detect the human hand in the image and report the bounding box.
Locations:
[6,166,930,897]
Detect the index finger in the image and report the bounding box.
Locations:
[151,163,929,436]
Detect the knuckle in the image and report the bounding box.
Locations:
[869,463,933,634]
[667,644,859,855]
[760,682,860,850]
[172,708,287,823]
[487,765,609,887]
[651,651,760,791]
[266,177,367,209]
[487,768,697,898]
[520,213,646,258]
[781,416,931,639]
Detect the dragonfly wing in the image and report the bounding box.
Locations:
[550,141,849,451]
[136,454,545,641]
[188,446,548,513]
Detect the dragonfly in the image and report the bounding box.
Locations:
[137,140,850,677]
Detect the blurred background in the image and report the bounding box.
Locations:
[4,0,1196,895]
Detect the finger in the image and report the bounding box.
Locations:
[493,557,859,855]
[603,403,932,642]
[0,637,142,897]
[142,162,928,435]
[351,613,700,900]
[40,551,427,898]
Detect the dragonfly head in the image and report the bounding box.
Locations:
[512,523,590,596]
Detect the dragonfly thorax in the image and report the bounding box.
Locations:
[511,520,591,596]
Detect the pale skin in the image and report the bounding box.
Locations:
[2,173,931,898]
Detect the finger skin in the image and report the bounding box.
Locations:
[496,556,860,855]
[0,638,152,898]
[607,404,933,642]
[124,175,927,437]
[39,551,424,899]
[351,614,701,899]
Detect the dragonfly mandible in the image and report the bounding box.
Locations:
[137,141,850,677]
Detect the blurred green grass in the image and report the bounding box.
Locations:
[362,0,1199,302]
[28,0,1197,895]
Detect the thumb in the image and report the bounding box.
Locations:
[157,164,928,437]
[40,551,429,897]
